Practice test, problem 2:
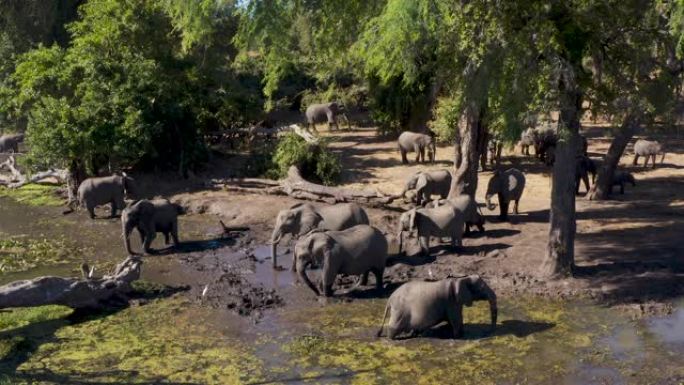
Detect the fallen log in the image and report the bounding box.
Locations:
[219,166,403,207]
[0,256,142,310]
[0,155,69,188]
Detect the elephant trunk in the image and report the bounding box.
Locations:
[297,260,319,296]
[486,289,498,331]
[270,230,282,268]
[485,194,496,211]
[123,218,135,255]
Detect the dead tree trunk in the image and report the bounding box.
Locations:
[0,257,142,310]
[450,102,485,198]
[589,113,640,200]
[541,70,582,278]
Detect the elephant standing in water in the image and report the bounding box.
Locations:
[77,174,138,218]
[485,168,526,221]
[305,102,349,132]
[401,169,451,206]
[633,139,665,168]
[293,225,387,297]
[398,131,436,164]
[377,275,497,339]
[270,203,369,269]
[0,133,24,153]
[122,199,181,255]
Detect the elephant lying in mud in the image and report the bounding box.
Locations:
[305,102,349,132]
[633,139,665,168]
[77,174,139,218]
[398,204,464,257]
[398,131,436,164]
[377,275,497,339]
[432,194,485,236]
[611,171,636,195]
[293,225,387,297]
[401,169,452,206]
[0,133,24,153]
[122,199,181,255]
[485,168,526,221]
[270,203,369,269]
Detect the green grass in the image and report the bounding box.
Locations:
[0,236,90,274]
[0,185,63,206]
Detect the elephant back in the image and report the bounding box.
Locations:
[317,203,369,231]
[326,225,387,264]
[634,139,661,155]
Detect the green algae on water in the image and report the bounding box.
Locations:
[0,185,63,207]
[0,236,90,274]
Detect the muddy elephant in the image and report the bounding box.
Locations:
[519,128,537,156]
[398,204,464,257]
[611,171,636,195]
[633,139,665,168]
[270,203,369,269]
[122,199,181,255]
[0,133,24,153]
[377,275,497,339]
[293,225,387,297]
[402,169,451,206]
[485,168,526,221]
[432,194,485,236]
[77,174,138,218]
[575,155,597,195]
[398,131,436,164]
[305,102,349,132]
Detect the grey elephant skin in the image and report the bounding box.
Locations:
[575,155,596,194]
[485,168,525,220]
[270,203,369,269]
[432,194,485,236]
[633,139,665,168]
[0,133,24,153]
[77,174,138,218]
[305,102,349,132]
[519,128,537,155]
[533,127,557,164]
[377,275,497,339]
[611,171,636,195]
[293,225,387,297]
[122,199,181,255]
[398,204,464,257]
[402,169,451,206]
[398,131,436,164]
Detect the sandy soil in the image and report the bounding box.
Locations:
[142,124,684,316]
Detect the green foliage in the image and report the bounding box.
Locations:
[271,133,340,185]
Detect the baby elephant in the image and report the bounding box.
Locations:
[633,139,665,168]
[377,275,497,339]
[398,205,464,257]
[305,101,349,132]
[611,171,636,195]
[398,131,436,164]
[294,225,387,297]
[77,174,138,218]
[122,199,181,255]
[485,168,526,220]
[0,133,24,153]
[402,169,452,206]
[432,194,485,236]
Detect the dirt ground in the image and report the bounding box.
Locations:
[148,123,684,318]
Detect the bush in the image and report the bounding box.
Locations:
[271,133,340,185]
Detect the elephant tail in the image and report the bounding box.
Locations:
[377,302,391,338]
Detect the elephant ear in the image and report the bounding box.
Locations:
[452,278,474,307]
[299,211,324,235]
[408,209,417,231]
[415,174,429,193]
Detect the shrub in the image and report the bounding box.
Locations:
[271,133,340,185]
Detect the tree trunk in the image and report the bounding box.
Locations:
[541,72,582,278]
[450,102,485,198]
[588,113,640,200]
[67,160,87,204]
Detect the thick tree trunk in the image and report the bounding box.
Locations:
[541,74,582,278]
[588,114,640,200]
[450,103,485,198]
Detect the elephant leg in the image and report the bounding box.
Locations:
[464,224,472,237]
[372,268,384,291]
[170,222,180,246]
[143,229,156,254]
[419,235,429,256]
[513,199,520,215]
[652,154,657,168]
[387,327,400,340]
[110,201,117,218]
[447,306,464,339]
[620,183,625,194]
[400,149,408,164]
[632,154,639,165]
[360,271,369,286]
[414,145,421,163]
[322,261,337,297]
[582,173,590,193]
[164,232,170,245]
[644,155,649,167]
[86,204,96,219]
[499,201,509,220]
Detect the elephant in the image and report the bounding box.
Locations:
[397,204,464,257]
[270,202,369,269]
[122,199,181,255]
[293,225,387,297]
[305,102,349,133]
[0,133,24,153]
[432,194,485,236]
[401,169,452,206]
[579,135,588,156]
[77,173,138,218]
[611,171,636,195]
[575,155,597,195]
[519,128,537,156]
[398,131,436,164]
[485,168,526,221]
[633,139,665,168]
[533,127,557,164]
[377,275,497,339]
[487,137,503,166]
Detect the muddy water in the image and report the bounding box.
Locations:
[1,197,684,384]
